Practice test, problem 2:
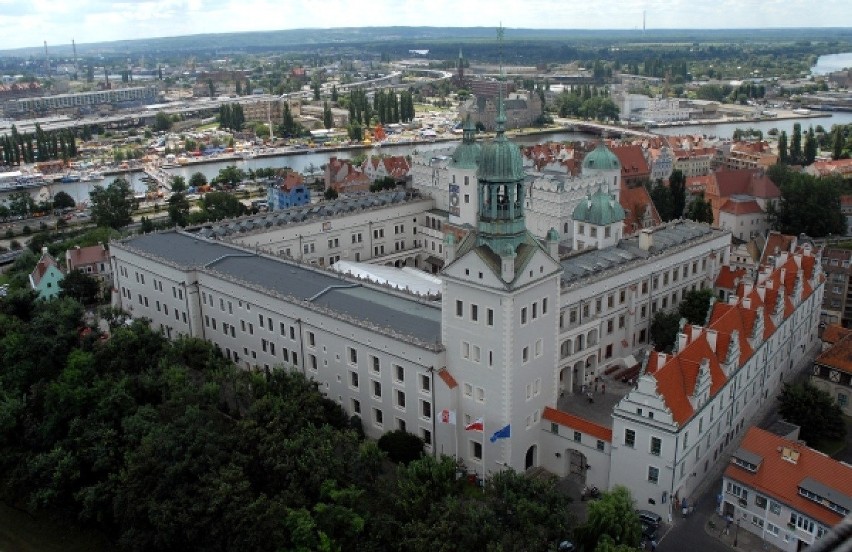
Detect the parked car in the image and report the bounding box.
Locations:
[636,509,663,528]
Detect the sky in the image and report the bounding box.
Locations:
[0,0,850,51]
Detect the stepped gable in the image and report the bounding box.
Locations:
[648,246,820,427]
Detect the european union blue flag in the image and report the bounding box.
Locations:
[489,424,511,443]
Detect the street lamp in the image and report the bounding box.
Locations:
[733,519,740,547]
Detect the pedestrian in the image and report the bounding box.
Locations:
[601,383,606,394]
[594,381,598,392]
[650,539,657,551]
[725,514,733,535]
[587,391,594,404]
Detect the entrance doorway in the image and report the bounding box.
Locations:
[525,445,537,470]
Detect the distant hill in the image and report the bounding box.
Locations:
[1,26,851,58]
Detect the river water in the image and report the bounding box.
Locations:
[811,51,852,75]
[12,52,852,206]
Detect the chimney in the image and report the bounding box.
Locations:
[706,328,718,352]
[742,297,751,309]
[639,229,654,251]
[41,246,48,254]
[677,331,688,352]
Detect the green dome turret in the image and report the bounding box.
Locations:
[451,114,481,169]
[572,186,626,226]
[582,143,621,172]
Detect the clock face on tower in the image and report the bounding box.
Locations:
[813,365,821,375]
[829,370,841,383]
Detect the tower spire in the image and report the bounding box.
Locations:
[496,23,506,133]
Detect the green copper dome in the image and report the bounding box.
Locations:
[582,143,621,172]
[477,132,524,183]
[572,187,626,226]
[451,114,481,169]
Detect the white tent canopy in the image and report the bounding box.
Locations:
[331,260,442,297]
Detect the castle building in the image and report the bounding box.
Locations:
[108,93,823,523]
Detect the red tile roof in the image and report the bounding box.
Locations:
[620,183,661,234]
[543,407,612,442]
[65,244,109,270]
[815,332,852,375]
[821,324,852,345]
[715,266,746,289]
[610,145,650,180]
[725,427,852,528]
[719,198,764,215]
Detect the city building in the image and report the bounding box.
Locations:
[3,85,159,118]
[459,90,542,131]
[610,145,652,187]
[29,247,64,300]
[819,247,852,326]
[717,195,770,241]
[609,242,824,521]
[325,157,370,194]
[266,172,311,211]
[65,243,112,283]
[721,427,851,551]
[107,97,825,526]
[810,331,852,415]
[361,155,411,183]
[699,169,780,228]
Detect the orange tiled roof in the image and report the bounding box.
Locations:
[620,183,661,234]
[725,427,852,528]
[821,324,852,345]
[719,198,764,215]
[815,332,852,375]
[715,266,746,289]
[66,244,109,269]
[543,407,612,442]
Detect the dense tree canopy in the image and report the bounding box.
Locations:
[90,178,134,229]
[766,164,847,237]
[778,382,846,446]
[0,293,576,551]
[574,486,642,552]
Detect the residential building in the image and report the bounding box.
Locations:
[459,90,543,131]
[819,247,852,326]
[609,242,824,521]
[702,169,780,227]
[361,155,411,183]
[266,172,311,211]
[610,145,652,187]
[29,247,64,299]
[717,195,770,241]
[673,148,715,178]
[65,243,111,282]
[325,157,370,194]
[720,141,778,172]
[810,332,852,415]
[3,85,159,118]
[721,427,851,551]
[804,159,852,180]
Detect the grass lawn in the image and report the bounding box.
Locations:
[0,502,111,552]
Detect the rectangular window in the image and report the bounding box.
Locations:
[472,440,482,460]
[422,428,432,445]
[542,298,548,314]
[309,354,317,371]
[394,364,404,383]
[521,307,528,325]
[456,300,463,317]
[650,437,662,456]
[471,304,479,322]
[352,399,361,414]
[395,390,406,409]
[373,408,383,427]
[625,429,636,448]
[372,380,382,399]
[421,374,430,392]
[421,400,432,419]
[350,372,359,389]
[648,466,659,483]
[308,331,315,347]
[487,308,494,326]
[371,355,380,374]
[573,431,582,443]
[349,347,358,365]
[597,440,605,451]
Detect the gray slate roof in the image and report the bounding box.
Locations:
[118,231,442,346]
[560,221,722,286]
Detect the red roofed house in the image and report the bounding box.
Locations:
[609,243,824,521]
[811,331,852,416]
[804,158,852,180]
[543,406,613,491]
[324,156,370,194]
[620,183,661,236]
[722,427,852,551]
[704,169,780,228]
[65,243,111,283]
[361,155,411,183]
[610,145,651,187]
[717,195,770,240]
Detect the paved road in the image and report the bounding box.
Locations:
[656,486,730,552]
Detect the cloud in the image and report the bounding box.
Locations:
[0,0,849,50]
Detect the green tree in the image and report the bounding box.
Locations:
[58,269,101,305]
[767,164,846,237]
[685,192,713,224]
[651,311,681,352]
[778,382,846,445]
[188,171,208,188]
[213,165,246,188]
[790,123,802,163]
[199,191,246,221]
[678,288,715,325]
[832,127,845,160]
[331,85,338,102]
[804,127,817,165]
[778,131,788,163]
[324,188,339,200]
[377,430,424,465]
[89,178,133,229]
[669,169,686,219]
[323,101,333,129]
[574,486,642,552]
[648,181,674,222]
[154,111,172,132]
[168,176,190,227]
[8,190,36,217]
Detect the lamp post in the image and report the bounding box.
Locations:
[733,519,740,547]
